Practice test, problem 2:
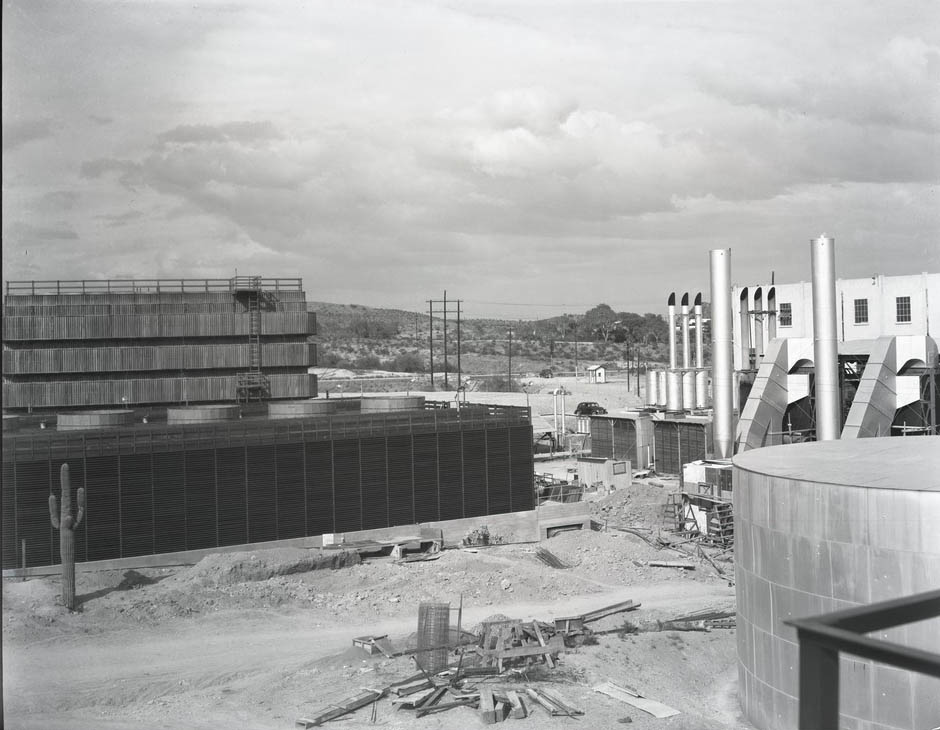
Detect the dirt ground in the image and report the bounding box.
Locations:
[2,473,750,730]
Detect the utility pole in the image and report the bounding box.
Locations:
[428,300,434,390]
[426,293,462,393]
[443,290,448,389]
[636,349,640,397]
[507,327,513,390]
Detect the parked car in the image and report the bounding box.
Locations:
[574,401,607,415]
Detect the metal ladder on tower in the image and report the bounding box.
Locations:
[234,276,270,404]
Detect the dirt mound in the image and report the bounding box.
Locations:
[164,548,360,588]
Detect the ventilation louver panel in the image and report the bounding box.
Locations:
[217,447,248,546]
[437,432,463,521]
[276,443,306,539]
[246,445,277,544]
[386,434,414,527]
[359,437,388,530]
[119,453,154,558]
[304,441,333,536]
[332,439,361,533]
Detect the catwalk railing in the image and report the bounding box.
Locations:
[2,403,532,461]
[5,278,303,296]
[785,589,940,730]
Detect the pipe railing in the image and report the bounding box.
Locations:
[5,278,303,296]
[785,589,940,730]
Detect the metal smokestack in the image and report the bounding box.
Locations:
[667,293,677,370]
[710,249,734,458]
[681,293,695,409]
[694,293,708,408]
[754,287,764,359]
[811,235,841,441]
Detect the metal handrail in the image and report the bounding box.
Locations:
[785,589,940,729]
[4,278,303,296]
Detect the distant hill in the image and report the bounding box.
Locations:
[307,300,674,374]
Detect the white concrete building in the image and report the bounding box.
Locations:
[732,272,939,370]
[731,271,939,450]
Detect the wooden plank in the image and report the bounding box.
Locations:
[416,697,479,718]
[525,688,557,715]
[505,690,527,719]
[592,681,680,718]
[480,688,497,724]
[582,598,640,623]
[648,560,696,569]
[497,634,564,659]
[536,687,583,716]
[532,621,555,669]
[296,687,385,727]
[494,700,509,722]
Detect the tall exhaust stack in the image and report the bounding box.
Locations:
[668,293,677,370]
[681,293,695,409]
[811,234,841,441]
[694,293,708,408]
[666,293,682,411]
[710,249,734,458]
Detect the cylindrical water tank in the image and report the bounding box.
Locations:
[656,370,667,407]
[645,370,659,407]
[695,370,708,409]
[167,405,240,424]
[360,395,426,412]
[57,410,136,431]
[268,400,338,419]
[734,438,940,730]
[681,370,695,411]
[666,370,682,412]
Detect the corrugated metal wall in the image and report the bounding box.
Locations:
[2,373,316,409]
[2,425,534,568]
[653,421,709,474]
[611,420,638,464]
[3,342,313,374]
[589,418,613,458]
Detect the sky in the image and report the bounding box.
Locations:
[3,0,939,319]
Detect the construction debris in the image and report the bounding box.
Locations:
[553,598,640,633]
[593,681,680,719]
[352,634,394,656]
[526,687,584,717]
[534,547,571,569]
[647,560,696,570]
[296,686,387,727]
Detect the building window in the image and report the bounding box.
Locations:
[854,298,869,324]
[779,302,792,327]
[896,296,911,323]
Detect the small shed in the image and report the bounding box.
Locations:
[586,365,607,384]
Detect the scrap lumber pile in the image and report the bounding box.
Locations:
[469,619,564,671]
[298,596,650,726]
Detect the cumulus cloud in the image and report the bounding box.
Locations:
[2,118,54,151]
[2,1,938,312]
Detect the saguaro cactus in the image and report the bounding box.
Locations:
[49,463,85,610]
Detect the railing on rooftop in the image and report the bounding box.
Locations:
[2,403,531,461]
[785,589,940,730]
[4,278,303,296]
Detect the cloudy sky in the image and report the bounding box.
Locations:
[3,1,939,318]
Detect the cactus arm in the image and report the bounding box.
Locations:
[75,487,85,527]
[49,494,60,529]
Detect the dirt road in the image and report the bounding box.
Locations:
[4,579,737,730]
